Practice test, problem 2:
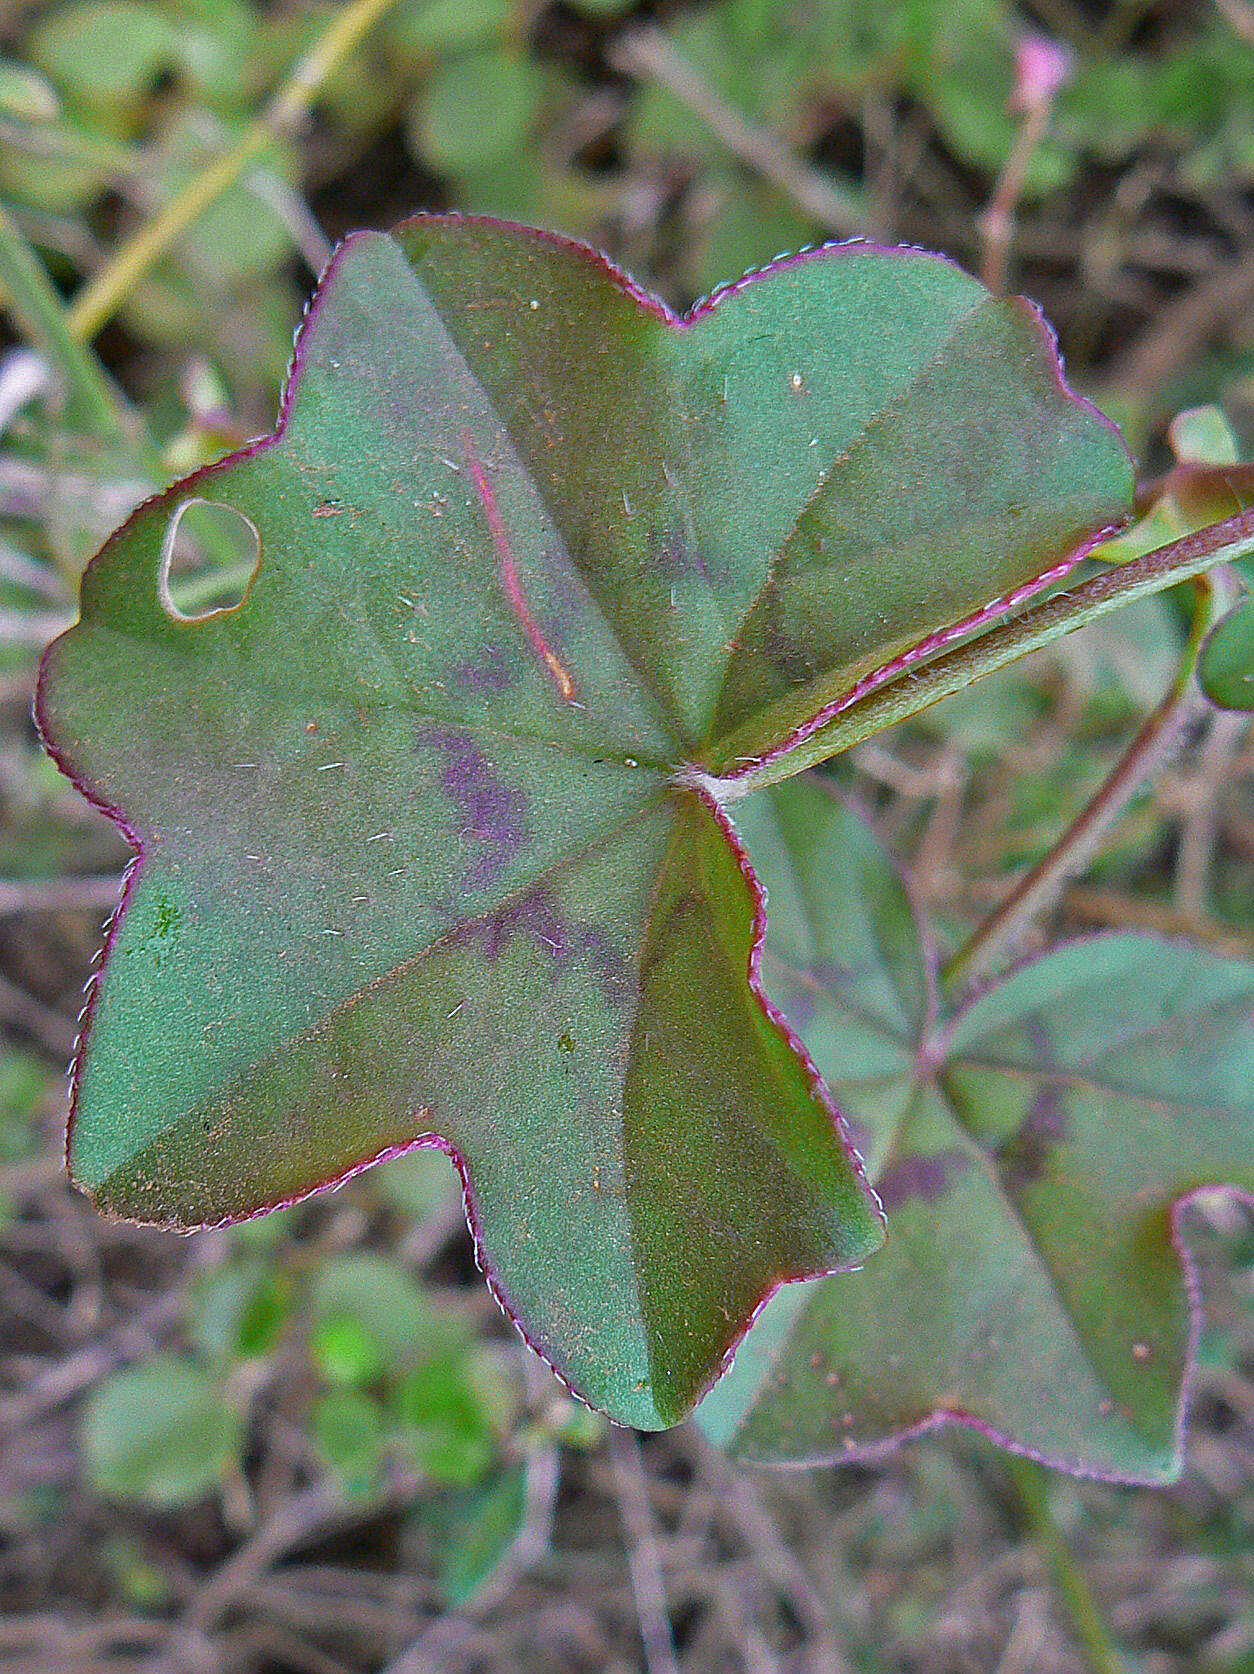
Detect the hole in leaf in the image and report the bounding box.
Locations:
[159,498,261,622]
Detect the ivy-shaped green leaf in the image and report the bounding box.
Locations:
[37,215,1131,1428]
[698,780,1254,1481]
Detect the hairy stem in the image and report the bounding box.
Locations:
[1007,1457,1129,1674]
[941,572,1220,993]
[0,203,131,443]
[710,507,1254,793]
[66,0,402,343]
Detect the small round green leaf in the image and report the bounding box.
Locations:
[29,1,179,121]
[0,59,61,122]
[1168,405,1239,466]
[395,1352,499,1487]
[311,1317,387,1387]
[388,0,513,58]
[187,1260,290,1362]
[81,1357,243,1507]
[309,1252,461,1371]
[1199,595,1254,711]
[311,1389,387,1498]
[415,51,544,173]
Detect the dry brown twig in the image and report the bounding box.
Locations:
[687,1429,855,1673]
[0,875,124,916]
[0,969,77,1057]
[1214,0,1254,46]
[1101,240,1254,416]
[610,27,868,240]
[608,1428,683,1674]
[148,1482,350,1673]
[0,1232,225,1441]
[1169,710,1249,922]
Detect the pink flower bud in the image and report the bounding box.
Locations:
[1012,34,1073,113]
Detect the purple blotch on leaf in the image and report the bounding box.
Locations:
[877,1148,971,1211]
[646,528,710,583]
[1025,1015,1055,1065]
[842,1116,874,1159]
[482,886,569,963]
[453,643,516,694]
[577,927,633,1009]
[780,989,818,1031]
[475,888,633,1009]
[419,724,529,889]
[998,1084,1069,1193]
